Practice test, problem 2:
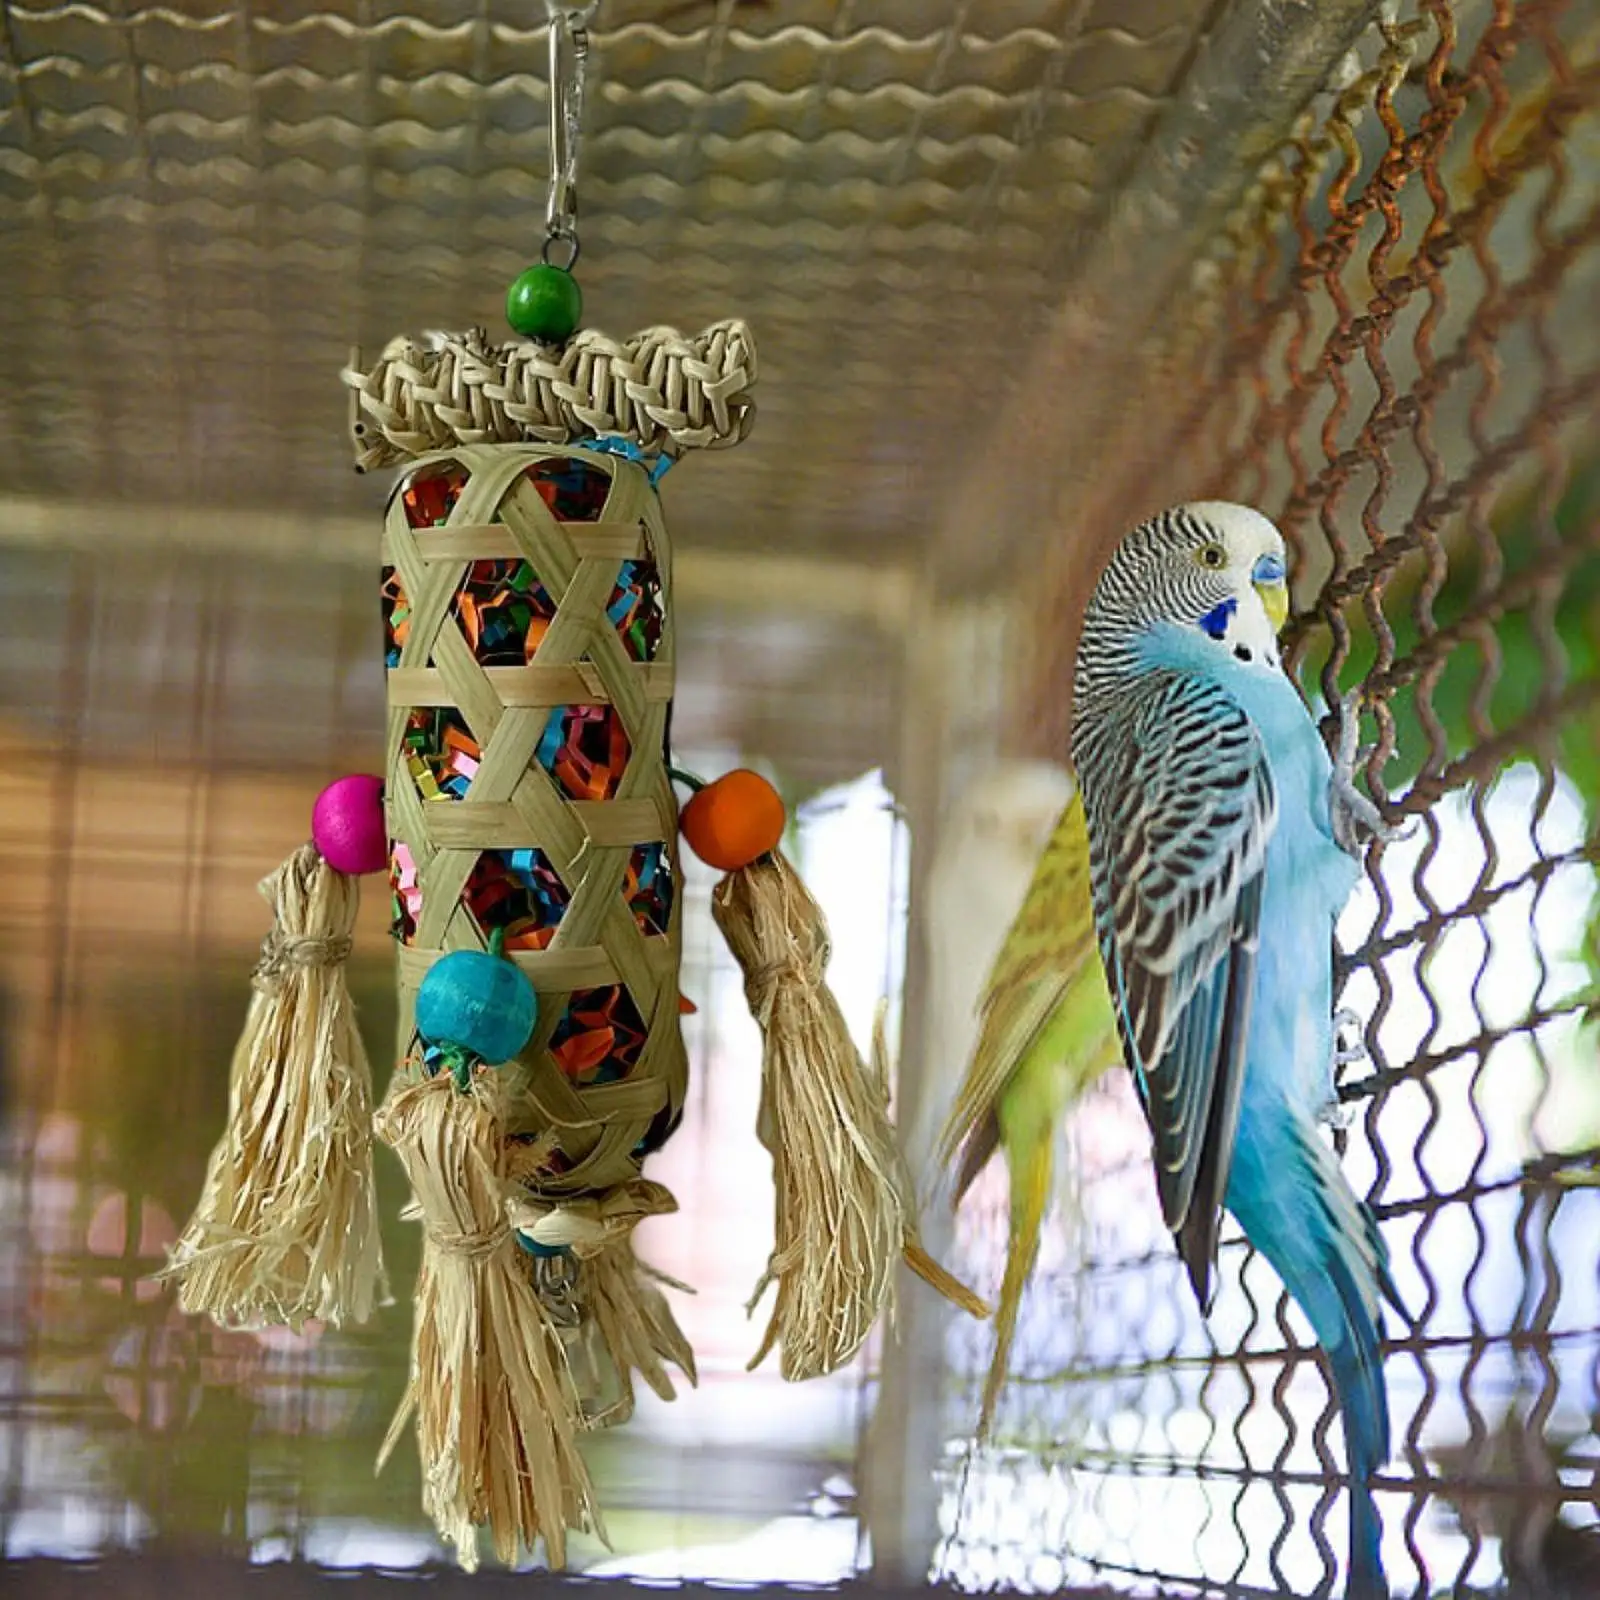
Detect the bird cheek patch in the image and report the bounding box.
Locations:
[1199,598,1238,640]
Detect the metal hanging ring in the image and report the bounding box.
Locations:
[541,234,581,270]
[533,1251,583,1329]
[542,187,581,270]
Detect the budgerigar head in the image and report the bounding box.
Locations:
[1081,501,1290,671]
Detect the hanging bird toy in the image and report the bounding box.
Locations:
[166,1,984,1573]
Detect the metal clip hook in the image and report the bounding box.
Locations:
[545,3,599,254]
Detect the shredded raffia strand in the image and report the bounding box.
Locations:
[712,853,989,1381]
[375,1063,601,1572]
[164,842,385,1330]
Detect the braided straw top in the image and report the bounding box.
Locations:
[343,321,757,472]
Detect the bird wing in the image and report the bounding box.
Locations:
[1083,669,1277,1308]
[935,786,1107,1197]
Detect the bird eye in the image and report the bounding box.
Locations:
[1197,543,1226,569]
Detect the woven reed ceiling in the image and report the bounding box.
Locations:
[0,0,1219,564]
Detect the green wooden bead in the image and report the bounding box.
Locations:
[506,264,582,342]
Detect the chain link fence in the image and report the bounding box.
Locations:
[937,1,1600,1594]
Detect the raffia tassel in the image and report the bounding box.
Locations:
[164,842,385,1330]
[711,852,990,1382]
[511,1180,697,1427]
[374,1063,601,1572]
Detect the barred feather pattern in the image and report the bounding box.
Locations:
[1075,674,1275,1070]
[1073,669,1276,1281]
[1070,509,1279,1302]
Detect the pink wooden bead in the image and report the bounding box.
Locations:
[312,774,388,876]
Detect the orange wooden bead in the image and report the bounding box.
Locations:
[680,768,786,872]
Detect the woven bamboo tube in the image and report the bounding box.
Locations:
[384,441,688,1234]
[384,441,686,1147]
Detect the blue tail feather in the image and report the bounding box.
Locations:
[1360,1195,1409,1322]
[1322,1250,1389,1599]
[1229,1126,1391,1598]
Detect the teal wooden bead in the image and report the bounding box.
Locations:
[416,947,538,1066]
[506,264,582,342]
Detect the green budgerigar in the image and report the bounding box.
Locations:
[935,778,1121,1439]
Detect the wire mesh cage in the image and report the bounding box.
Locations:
[0,0,1596,1597]
[934,1,1600,1596]
[0,0,1224,563]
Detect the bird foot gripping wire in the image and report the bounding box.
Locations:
[1332,1006,1368,1069]
[1318,1096,1358,1131]
[1329,687,1418,856]
[1318,1007,1368,1129]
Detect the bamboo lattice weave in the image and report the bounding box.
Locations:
[384,443,686,1199]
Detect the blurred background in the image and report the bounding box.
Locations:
[0,1,1597,1596]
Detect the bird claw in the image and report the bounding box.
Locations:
[1332,1006,1368,1068]
[1318,1095,1357,1130]
[1329,688,1413,855]
[1333,686,1363,771]
[1321,1008,1366,1127]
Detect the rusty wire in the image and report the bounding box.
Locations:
[951,0,1600,1595]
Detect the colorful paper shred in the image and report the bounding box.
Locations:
[402,463,470,529]
[389,842,422,942]
[402,707,480,802]
[415,987,655,1098]
[464,848,571,951]
[624,841,673,935]
[608,557,663,662]
[401,456,612,532]
[453,559,557,665]
[389,840,667,952]
[525,456,609,522]
[550,985,647,1086]
[535,704,630,802]
[382,568,410,667]
[400,702,631,809]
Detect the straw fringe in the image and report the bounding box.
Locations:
[712,853,988,1381]
[375,1064,601,1572]
[164,842,385,1330]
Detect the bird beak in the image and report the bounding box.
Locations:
[1251,554,1289,634]
[1256,580,1288,633]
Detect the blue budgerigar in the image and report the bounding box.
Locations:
[1071,503,1403,1598]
